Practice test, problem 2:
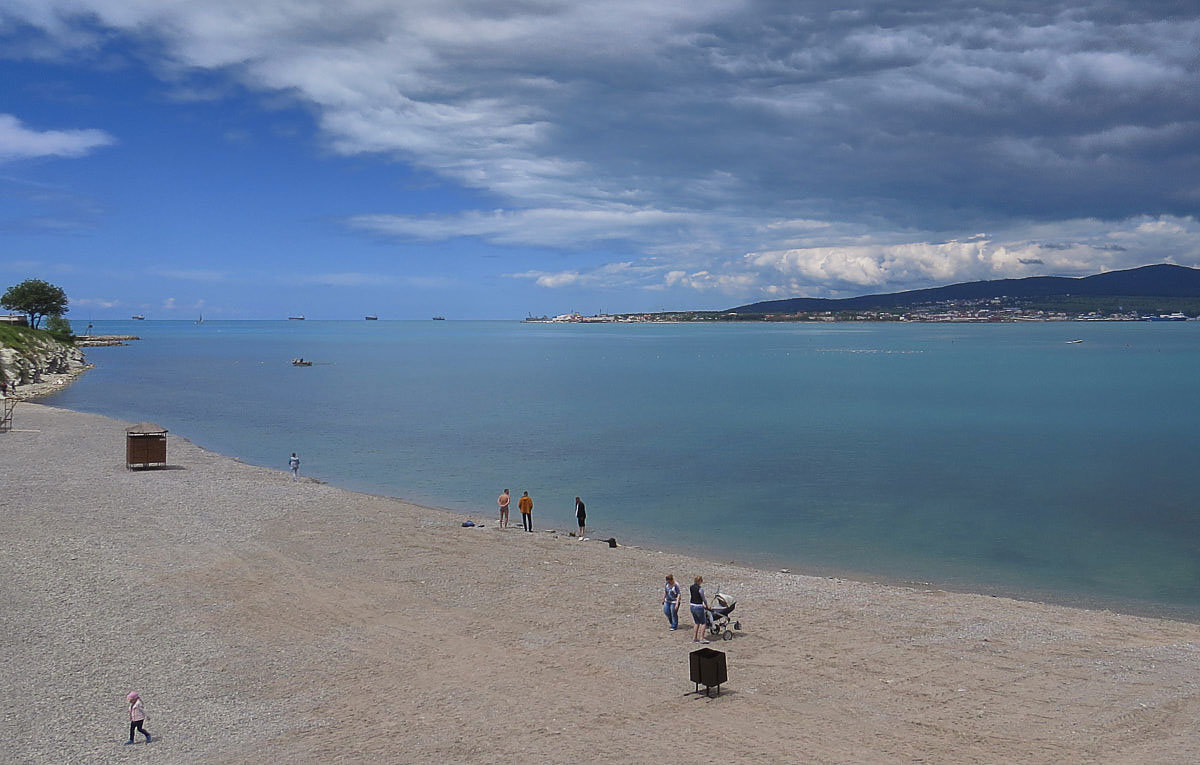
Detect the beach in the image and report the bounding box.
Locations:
[4,402,1200,763]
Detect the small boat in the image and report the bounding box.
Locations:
[195,314,204,325]
[291,358,313,367]
[288,315,305,320]
[1066,339,1084,344]
[131,314,145,320]
[432,316,446,321]
[365,315,378,321]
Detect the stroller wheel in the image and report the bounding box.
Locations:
[734,621,741,630]
[722,630,733,641]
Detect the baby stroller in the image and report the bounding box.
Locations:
[707,591,742,641]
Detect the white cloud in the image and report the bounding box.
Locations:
[662,269,759,292]
[14,1,1196,226]
[508,261,659,289]
[0,114,115,161]
[74,297,122,308]
[500,214,1200,300]
[6,2,1200,301]
[350,206,700,249]
[747,216,1200,294]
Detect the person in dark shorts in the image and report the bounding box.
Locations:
[575,496,586,538]
[689,575,710,643]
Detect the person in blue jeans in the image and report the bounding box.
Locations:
[662,574,681,630]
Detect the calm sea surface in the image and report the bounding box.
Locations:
[46,320,1200,618]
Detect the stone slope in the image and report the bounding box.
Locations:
[0,329,89,398]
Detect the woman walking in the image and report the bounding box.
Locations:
[663,574,681,630]
[125,692,151,745]
[689,576,710,643]
[574,496,586,538]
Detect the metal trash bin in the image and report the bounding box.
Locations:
[125,423,168,469]
[689,647,728,696]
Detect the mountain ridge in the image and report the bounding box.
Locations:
[728,264,1200,314]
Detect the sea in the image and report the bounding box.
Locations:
[46,319,1200,619]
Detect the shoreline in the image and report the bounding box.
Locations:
[151,429,1200,626]
[27,334,1200,625]
[6,402,1200,761]
[36,369,1200,625]
[6,361,92,400]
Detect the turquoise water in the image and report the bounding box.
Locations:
[47,320,1200,617]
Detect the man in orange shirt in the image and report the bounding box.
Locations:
[518,491,533,532]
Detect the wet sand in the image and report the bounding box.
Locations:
[3,402,1200,763]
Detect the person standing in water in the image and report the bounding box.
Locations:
[125,692,151,745]
[288,452,300,481]
[574,496,586,538]
[497,489,511,529]
[518,491,533,532]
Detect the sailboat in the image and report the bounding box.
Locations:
[195,313,204,325]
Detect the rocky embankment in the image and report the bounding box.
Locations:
[0,330,91,399]
[75,334,139,347]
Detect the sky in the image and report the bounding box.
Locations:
[1,1,1199,319]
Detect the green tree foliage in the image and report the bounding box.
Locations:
[1,279,68,329]
[45,314,74,338]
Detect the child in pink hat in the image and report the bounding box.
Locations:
[125,692,151,745]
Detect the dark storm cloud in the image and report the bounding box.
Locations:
[4,0,1199,294]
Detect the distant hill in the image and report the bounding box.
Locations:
[728,264,1200,314]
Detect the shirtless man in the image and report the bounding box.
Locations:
[497,489,511,529]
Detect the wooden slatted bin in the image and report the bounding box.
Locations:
[125,422,168,469]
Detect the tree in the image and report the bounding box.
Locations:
[1,279,68,329]
[45,314,74,338]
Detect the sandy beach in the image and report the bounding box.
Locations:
[4,402,1200,763]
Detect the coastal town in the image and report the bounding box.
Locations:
[525,301,1193,324]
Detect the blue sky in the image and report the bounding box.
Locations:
[1,1,1199,319]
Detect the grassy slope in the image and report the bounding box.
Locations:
[0,324,75,351]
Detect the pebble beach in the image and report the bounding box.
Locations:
[4,402,1200,763]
